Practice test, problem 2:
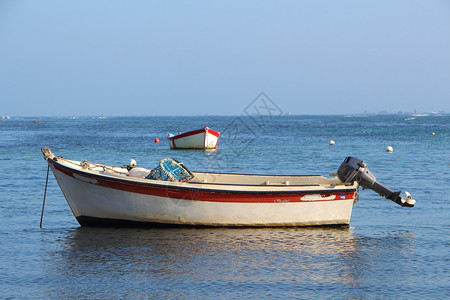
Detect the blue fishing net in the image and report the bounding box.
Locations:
[146,158,193,182]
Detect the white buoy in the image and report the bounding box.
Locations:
[386,146,393,152]
[329,140,335,145]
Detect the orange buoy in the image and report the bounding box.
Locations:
[154,137,160,143]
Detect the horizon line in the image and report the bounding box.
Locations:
[1,111,448,119]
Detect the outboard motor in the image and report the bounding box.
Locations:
[337,157,415,207]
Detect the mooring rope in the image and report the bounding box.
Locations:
[40,164,50,229]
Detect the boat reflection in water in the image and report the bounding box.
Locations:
[40,227,415,298]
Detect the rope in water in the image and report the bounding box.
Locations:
[39,164,50,229]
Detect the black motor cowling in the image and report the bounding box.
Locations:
[337,157,415,207]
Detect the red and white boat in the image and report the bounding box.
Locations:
[41,149,414,227]
[168,126,220,149]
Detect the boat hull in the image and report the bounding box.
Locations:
[168,128,220,149]
[48,158,357,227]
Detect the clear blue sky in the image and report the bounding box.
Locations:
[1,0,449,116]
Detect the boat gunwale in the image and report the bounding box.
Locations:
[191,171,328,178]
[48,157,358,195]
[61,158,341,179]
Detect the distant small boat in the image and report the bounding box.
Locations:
[168,126,220,149]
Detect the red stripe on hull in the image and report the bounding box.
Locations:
[206,128,220,138]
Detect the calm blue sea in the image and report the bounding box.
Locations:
[1,115,449,299]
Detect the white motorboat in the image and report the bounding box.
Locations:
[168,126,220,149]
[41,149,414,227]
